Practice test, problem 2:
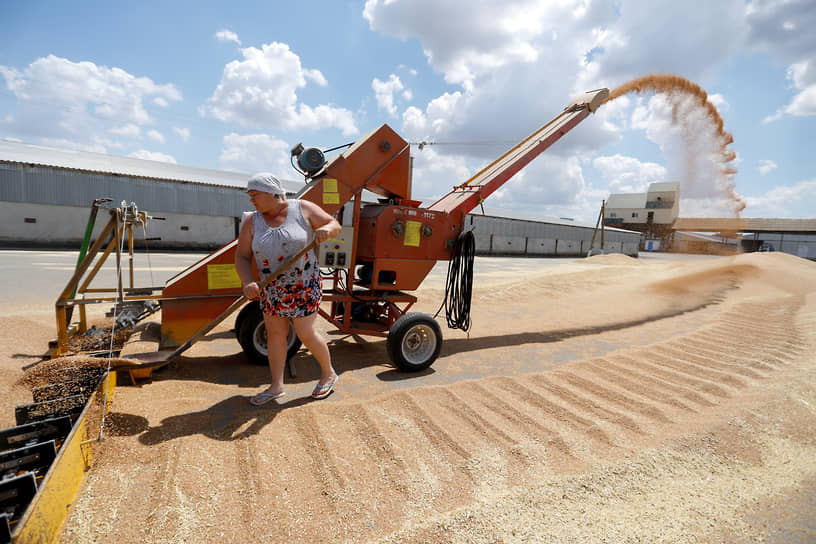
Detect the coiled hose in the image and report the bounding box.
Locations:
[436,230,475,332]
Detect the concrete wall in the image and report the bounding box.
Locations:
[490,235,527,254]
[622,241,640,255]
[556,239,581,255]
[467,214,639,257]
[527,238,557,255]
[0,201,238,249]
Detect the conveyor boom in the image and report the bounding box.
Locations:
[428,88,608,215]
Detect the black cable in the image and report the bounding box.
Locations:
[290,155,306,178]
[435,230,475,332]
[320,266,367,303]
[322,141,355,153]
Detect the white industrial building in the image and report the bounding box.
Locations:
[604,182,680,240]
[601,179,816,259]
[1,140,640,256]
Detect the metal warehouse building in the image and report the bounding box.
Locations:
[0,140,288,249]
[1,140,640,256]
[467,211,639,257]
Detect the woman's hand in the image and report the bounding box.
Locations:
[242,281,261,301]
[301,200,342,243]
[314,225,333,244]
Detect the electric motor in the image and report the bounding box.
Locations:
[297,147,326,174]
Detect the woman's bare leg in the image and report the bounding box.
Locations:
[293,312,337,384]
[262,313,290,394]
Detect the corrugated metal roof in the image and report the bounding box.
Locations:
[0,139,301,192]
[673,217,816,233]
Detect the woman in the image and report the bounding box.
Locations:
[235,172,341,405]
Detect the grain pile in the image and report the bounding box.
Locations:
[19,355,124,389]
[66,325,133,353]
[1,252,815,543]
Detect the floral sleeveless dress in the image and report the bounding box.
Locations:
[251,200,321,317]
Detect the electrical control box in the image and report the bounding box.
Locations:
[318,226,354,269]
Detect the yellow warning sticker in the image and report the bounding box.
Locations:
[322,178,339,204]
[207,264,241,290]
[323,178,338,192]
[404,220,421,247]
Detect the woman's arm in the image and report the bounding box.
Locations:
[301,200,342,244]
[235,216,260,300]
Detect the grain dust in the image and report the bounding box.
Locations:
[605,74,745,220]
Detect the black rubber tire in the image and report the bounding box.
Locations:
[234,301,256,337]
[386,313,443,372]
[235,303,302,365]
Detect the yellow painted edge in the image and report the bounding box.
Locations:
[12,371,116,544]
[129,367,155,380]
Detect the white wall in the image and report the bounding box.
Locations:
[527,238,557,254]
[0,201,238,249]
[490,235,526,254]
[556,239,582,255]
[606,207,648,225]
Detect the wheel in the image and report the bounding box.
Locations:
[235,303,302,365]
[386,313,443,372]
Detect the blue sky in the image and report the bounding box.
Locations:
[1,0,814,223]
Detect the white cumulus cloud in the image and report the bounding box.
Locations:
[0,54,181,152]
[372,74,405,116]
[409,146,473,202]
[204,42,357,136]
[764,60,816,121]
[173,127,191,142]
[219,132,291,174]
[0,55,181,124]
[365,0,560,90]
[742,178,816,217]
[488,155,587,213]
[593,154,669,194]
[746,0,816,121]
[109,124,141,138]
[215,29,242,46]
[365,0,747,198]
[147,129,165,143]
[758,159,778,175]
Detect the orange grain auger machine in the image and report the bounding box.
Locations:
[156,88,609,372]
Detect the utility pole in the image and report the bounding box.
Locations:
[588,200,606,256]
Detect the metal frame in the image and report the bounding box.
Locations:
[52,203,163,357]
[317,192,417,338]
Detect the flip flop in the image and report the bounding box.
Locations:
[311,375,338,400]
[250,389,287,406]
